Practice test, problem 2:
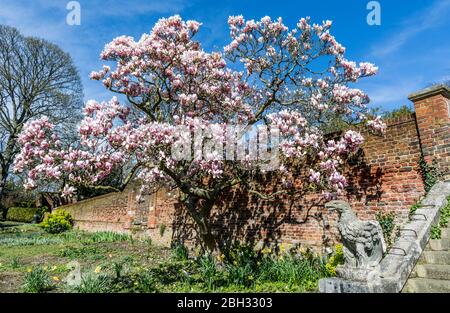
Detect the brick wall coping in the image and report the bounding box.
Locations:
[408,84,450,102]
[58,191,124,209]
[383,113,416,127]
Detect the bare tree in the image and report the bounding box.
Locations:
[0,25,83,202]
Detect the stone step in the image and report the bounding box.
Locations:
[403,278,450,293]
[419,251,450,265]
[426,239,450,251]
[416,264,450,280]
[442,228,450,238]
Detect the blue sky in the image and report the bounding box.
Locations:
[0,0,449,112]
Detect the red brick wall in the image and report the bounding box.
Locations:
[58,85,450,250]
[170,113,426,248]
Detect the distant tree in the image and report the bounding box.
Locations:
[0,25,83,203]
[382,105,414,120]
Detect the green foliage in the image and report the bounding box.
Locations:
[58,230,132,243]
[159,224,166,237]
[439,197,450,228]
[10,256,21,269]
[72,273,110,293]
[430,225,441,239]
[197,254,221,290]
[40,209,73,234]
[6,206,47,223]
[430,196,450,239]
[151,259,194,284]
[325,244,344,276]
[382,105,414,120]
[59,245,106,261]
[171,242,189,261]
[0,236,63,247]
[376,211,397,248]
[409,203,421,220]
[22,267,53,293]
[419,155,440,193]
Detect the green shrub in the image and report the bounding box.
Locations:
[40,209,73,234]
[6,206,47,223]
[23,267,53,293]
[325,244,344,276]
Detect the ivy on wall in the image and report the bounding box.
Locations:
[418,154,440,193]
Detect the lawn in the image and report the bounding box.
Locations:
[0,222,334,293]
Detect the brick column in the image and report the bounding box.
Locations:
[409,84,450,179]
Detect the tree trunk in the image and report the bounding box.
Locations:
[196,216,217,253]
[183,194,218,254]
[0,168,9,219]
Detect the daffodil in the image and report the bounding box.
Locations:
[52,276,60,281]
[94,266,101,273]
[27,268,32,273]
[216,254,225,263]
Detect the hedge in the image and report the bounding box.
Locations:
[6,207,48,223]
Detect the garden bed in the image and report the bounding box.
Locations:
[0,223,334,293]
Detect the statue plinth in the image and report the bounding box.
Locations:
[336,265,380,282]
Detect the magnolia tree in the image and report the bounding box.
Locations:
[14,15,385,251]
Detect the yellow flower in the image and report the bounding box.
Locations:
[52,276,60,282]
[108,254,113,258]
[216,254,225,263]
[43,266,48,271]
[94,266,101,273]
[233,261,238,266]
[261,247,272,255]
[51,266,57,271]
[279,243,286,253]
[27,268,32,273]
[134,282,138,286]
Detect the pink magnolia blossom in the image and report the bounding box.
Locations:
[14,15,385,201]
